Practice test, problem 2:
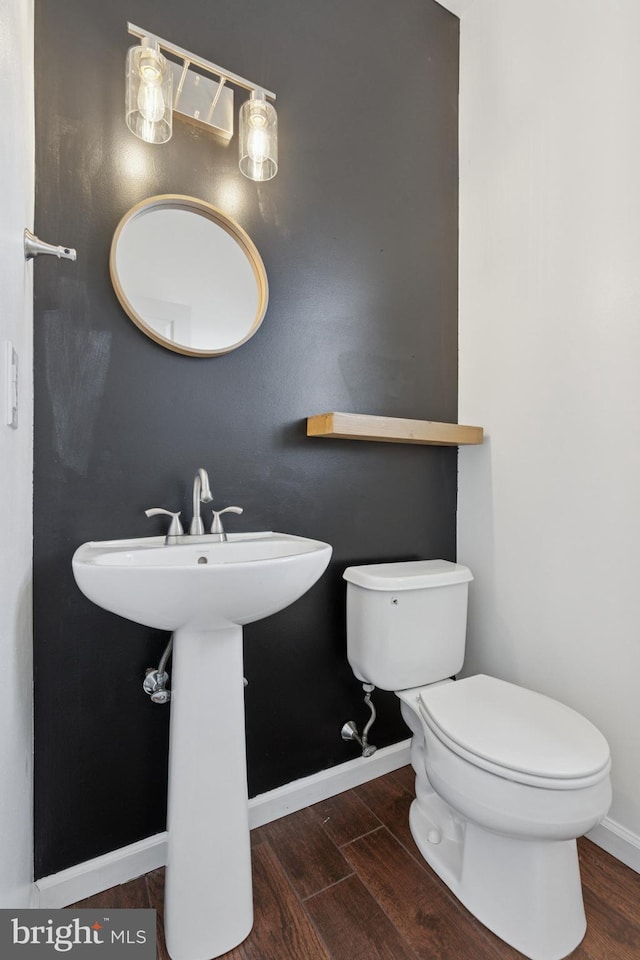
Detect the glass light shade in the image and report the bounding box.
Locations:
[126,41,173,144]
[239,92,278,181]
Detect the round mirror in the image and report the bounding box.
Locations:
[110,195,268,357]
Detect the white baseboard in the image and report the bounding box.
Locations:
[247,738,411,829]
[587,816,640,874]
[34,739,411,909]
[35,833,169,910]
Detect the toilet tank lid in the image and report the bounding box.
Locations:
[343,559,473,591]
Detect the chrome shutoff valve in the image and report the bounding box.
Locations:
[341,682,378,757]
[144,668,171,704]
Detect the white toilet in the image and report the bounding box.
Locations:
[343,559,612,960]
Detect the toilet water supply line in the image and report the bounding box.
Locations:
[143,639,379,754]
[341,683,378,757]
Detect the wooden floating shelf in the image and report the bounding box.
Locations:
[307,412,484,447]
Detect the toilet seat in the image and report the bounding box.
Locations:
[418,675,611,790]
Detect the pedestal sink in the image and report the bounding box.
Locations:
[72,532,332,960]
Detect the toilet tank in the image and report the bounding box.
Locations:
[343,560,473,691]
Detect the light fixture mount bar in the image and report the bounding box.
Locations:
[127,22,276,100]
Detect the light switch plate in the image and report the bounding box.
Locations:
[4,340,18,429]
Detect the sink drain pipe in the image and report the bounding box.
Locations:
[143,635,174,704]
[341,683,377,757]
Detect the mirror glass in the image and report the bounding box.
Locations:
[110,195,268,356]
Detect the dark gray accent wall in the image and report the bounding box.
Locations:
[33,0,459,878]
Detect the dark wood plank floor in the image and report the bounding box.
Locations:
[71,766,640,959]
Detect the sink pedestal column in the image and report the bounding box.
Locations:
[164,626,253,960]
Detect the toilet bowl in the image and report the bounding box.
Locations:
[343,560,613,960]
[398,679,611,960]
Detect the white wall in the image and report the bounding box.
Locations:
[458,0,640,868]
[0,0,35,906]
[435,0,476,16]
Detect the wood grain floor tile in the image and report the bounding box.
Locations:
[573,839,640,959]
[354,772,423,864]
[310,788,382,847]
[226,842,330,960]
[579,838,640,929]
[579,883,640,959]
[342,826,518,960]
[305,874,420,960]
[69,875,150,910]
[249,823,270,847]
[390,764,417,796]
[145,868,170,960]
[259,806,353,900]
[62,771,640,960]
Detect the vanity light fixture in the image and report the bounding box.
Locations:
[238,91,278,182]
[125,37,173,144]
[125,23,278,181]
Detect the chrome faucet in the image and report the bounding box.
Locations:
[146,468,242,544]
[190,468,213,535]
[211,506,243,542]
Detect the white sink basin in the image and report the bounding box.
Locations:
[72,531,332,631]
[72,528,332,960]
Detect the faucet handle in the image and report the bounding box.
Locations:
[145,508,184,539]
[211,506,243,535]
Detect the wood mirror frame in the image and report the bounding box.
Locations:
[110,195,269,357]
